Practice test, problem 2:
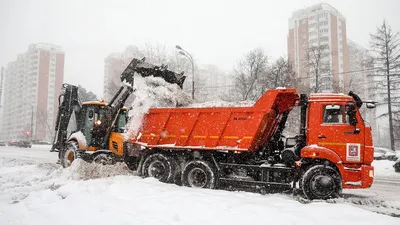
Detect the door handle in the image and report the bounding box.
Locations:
[345,128,360,134]
[318,135,326,139]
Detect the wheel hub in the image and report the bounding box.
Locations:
[66,151,75,166]
[148,160,166,179]
[311,174,335,197]
[188,168,207,188]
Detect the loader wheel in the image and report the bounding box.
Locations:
[142,153,178,183]
[93,153,113,165]
[181,160,217,189]
[61,142,78,168]
[301,165,342,200]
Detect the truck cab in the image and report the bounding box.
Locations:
[301,93,374,190]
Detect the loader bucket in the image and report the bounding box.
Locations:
[120,57,186,88]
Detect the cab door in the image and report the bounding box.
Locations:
[308,102,365,163]
[109,109,127,156]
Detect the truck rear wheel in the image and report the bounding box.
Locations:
[301,165,342,200]
[142,153,177,183]
[61,141,78,168]
[181,160,216,189]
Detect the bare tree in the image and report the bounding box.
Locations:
[78,85,98,102]
[142,42,168,65]
[304,44,332,93]
[233,48,269,101]
[370,20,400,151]
[265,56,296,89]
[346,57,375,95]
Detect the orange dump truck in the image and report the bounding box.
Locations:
[125,88,375,200]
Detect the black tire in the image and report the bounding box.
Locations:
[301,165,342,200]
[141,153,178,183]
[181,160,217,189]
[61,141,78,168]
[93,153,113,165]
[394,161,400,173]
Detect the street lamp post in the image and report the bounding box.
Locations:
[30,105,33,141]
[175,45,195,100]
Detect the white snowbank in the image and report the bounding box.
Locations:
[1,152,400,225]
[372,160,400,177]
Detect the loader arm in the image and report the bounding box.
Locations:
[51,83,81,152]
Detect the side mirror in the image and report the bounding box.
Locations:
[346,104,357,126]
[366,102,376,109]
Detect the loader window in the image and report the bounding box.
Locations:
[322,105,348,124]
[116,111,127,133]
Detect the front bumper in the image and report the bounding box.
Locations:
[342,165,374,189]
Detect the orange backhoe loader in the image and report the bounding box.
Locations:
[50,58,186,168]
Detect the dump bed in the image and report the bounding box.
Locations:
[131,89,299,152]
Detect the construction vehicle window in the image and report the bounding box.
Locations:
[117,111,127,132]
[322,105,348,124]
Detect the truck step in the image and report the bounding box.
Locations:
[219,177,292,188]
[219,162,293,172]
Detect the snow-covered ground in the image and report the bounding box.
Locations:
[0,146,399,225]
[372,159,400,177]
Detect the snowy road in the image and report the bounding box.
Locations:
[0,146,399,225]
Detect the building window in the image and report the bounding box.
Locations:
[320,36,329,42]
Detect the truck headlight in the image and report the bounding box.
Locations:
[369,170,374,178]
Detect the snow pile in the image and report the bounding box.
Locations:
[187,100,255,108]
[0,156,399,225]
[327,195,400,218]
[67,159,131,180]
[1,148,400,224]
[126,75,192,139]
[372,160,400,177]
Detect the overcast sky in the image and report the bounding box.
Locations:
[1,0,399,97]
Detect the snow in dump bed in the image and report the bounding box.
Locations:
[1,155,400,225]
[126,75,192,139]
[186,100,255,108]
[126,75,255,139]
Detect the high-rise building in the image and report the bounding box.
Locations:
[103,46,140,102]
[288,3,349,92]
[0,43,65,142]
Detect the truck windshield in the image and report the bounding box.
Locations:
[322,105,349,124]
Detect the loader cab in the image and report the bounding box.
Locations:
[79,101,111,148]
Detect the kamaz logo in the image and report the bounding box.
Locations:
[234,117,247,120]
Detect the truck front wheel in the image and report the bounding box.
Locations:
[301,165,342,200]
[142,153,177,183]
[181,160,217,189]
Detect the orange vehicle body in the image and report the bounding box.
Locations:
[133,89,299,151]
[130,89,374,190]
[304,93,374,189]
